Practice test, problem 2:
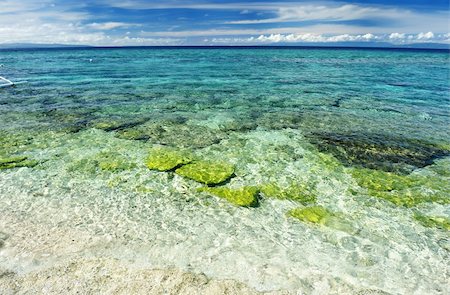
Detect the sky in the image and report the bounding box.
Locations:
[0,0,449,46]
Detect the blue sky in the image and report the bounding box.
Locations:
[0,0,449,45]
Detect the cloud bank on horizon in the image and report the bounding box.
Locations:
[0,0,449,46]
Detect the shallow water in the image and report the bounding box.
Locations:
[0,47,449,294]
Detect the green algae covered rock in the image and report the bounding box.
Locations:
[96,152,136,172]
[198,186,259,207]
[287,206,333,225]
[116,119,225,148]
[0,131,34,155]
[351,168,421,192]
[287,206,356,233]
[260,182,316,205]
[368,189,449,208]
[68,151,135,174]
[145,147,193,171]
[414,214,450,231]
[0,155,38,170]
[0,156,28,165]
[351,167,450,207]
[175,161,235,185]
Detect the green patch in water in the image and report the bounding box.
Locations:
[413,213,450,230]
[145,147,193,172]
[175,161,235,185]
[0,155,28,165]
[260,182,316,205]
[0,155,38,170]
[116,119,225,148]
[368,189,449,208]
[198,186,259,207]
[287,206,356,233]
[68,151,135,174]
[287,206,333,224]
[0,131,34,155]
[351,168,421,191]
[96,151,136,172]
[351,167,449,207]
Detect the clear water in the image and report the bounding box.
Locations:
[0,47,449,294]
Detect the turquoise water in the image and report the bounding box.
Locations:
[0,47,449,293]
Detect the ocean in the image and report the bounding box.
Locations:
[0,47,449,294]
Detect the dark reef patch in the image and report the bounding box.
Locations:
[116,118,226,149]
[306,132,450,173]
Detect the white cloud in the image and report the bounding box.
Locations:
[0,3,180,46]
[227,4,382,24]
[389,33,406,40]
[225,3,449,34]
[417,32,435,40]
[101,0,450,33]
[254,33,380,43]
[209,32,449,45]
[0,1,448,46]
[87,22,140,30]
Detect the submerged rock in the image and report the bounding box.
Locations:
[198,186,259,207]
[0,155,38,170]
[351,168,419,192]
[0,131,34,155]
[352,168,450,207]
[428,158,450,177]
[176,161,235,185]
[413,214,450,231]
[96,152,136,172]
[68,151,135,174]
[0,155,28,165]
[287,206,355,233]
[287,206,333,225]
[145,147,193,171]
[367,190,449,208]
[116,120,225,148]
[307,132,449,173]
[90,117,147,132]
[256,111,302,130]
[260,182,316,205]
[41,108,96,133]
